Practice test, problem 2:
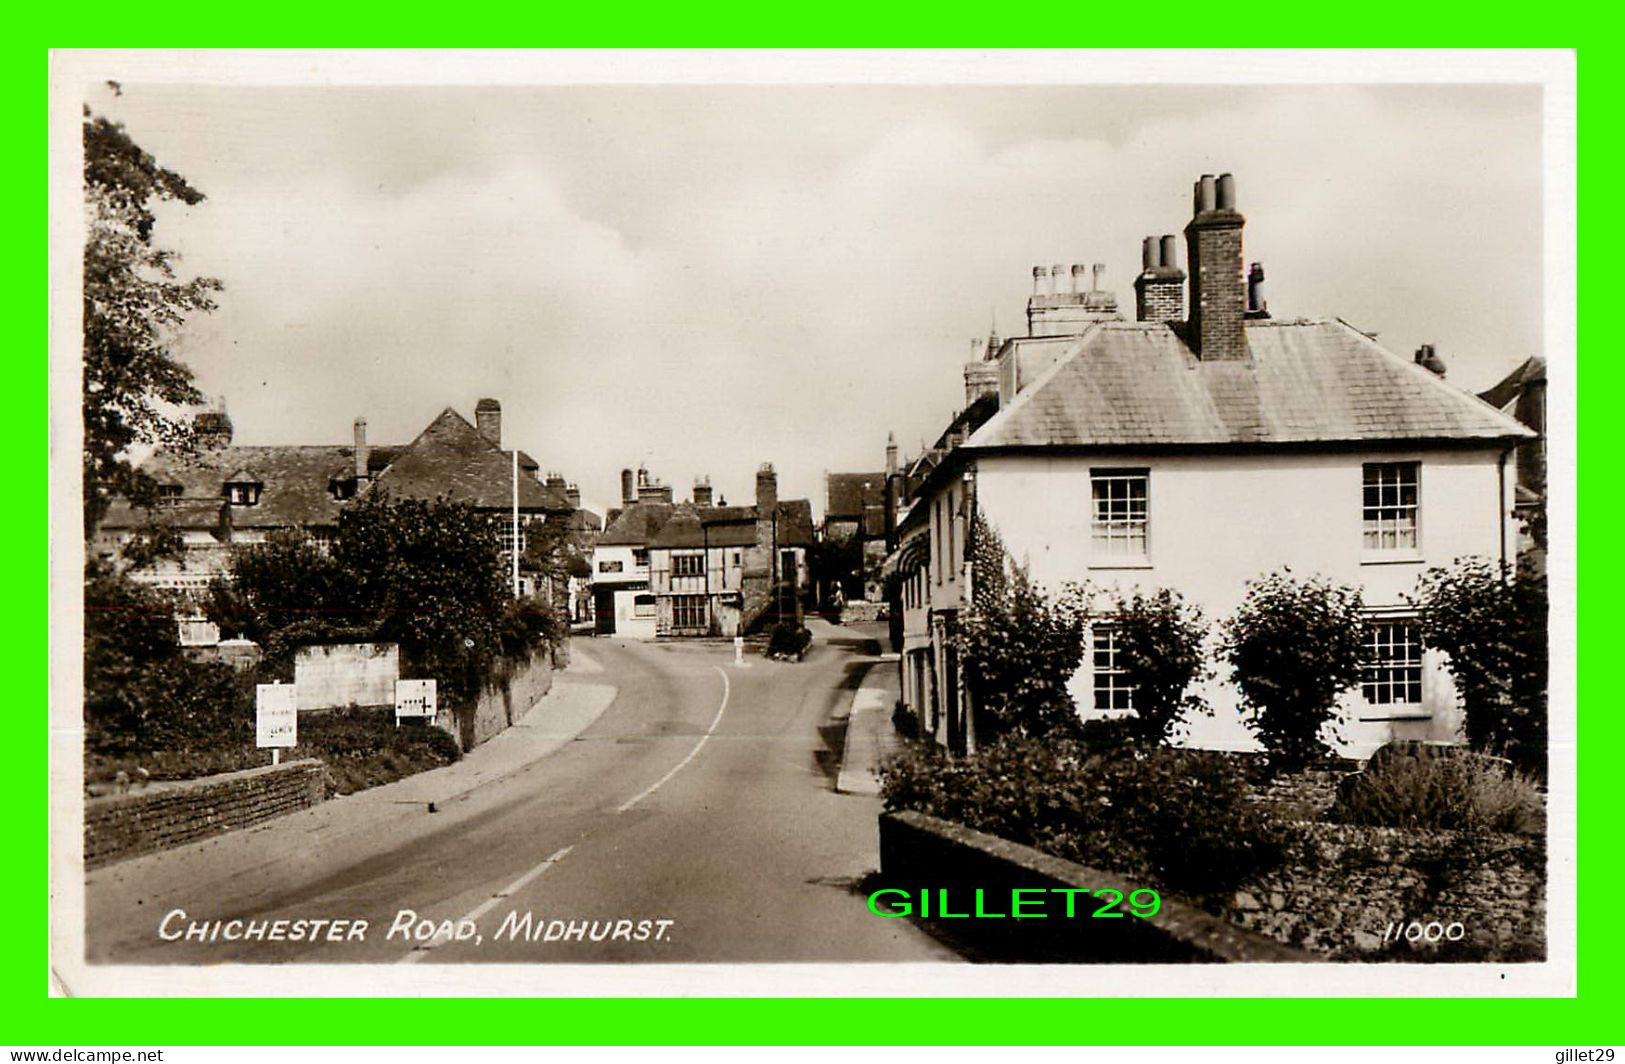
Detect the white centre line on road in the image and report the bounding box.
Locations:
[615,664,731,814]
[400,845,573,964]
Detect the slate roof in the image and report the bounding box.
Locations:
[1479,355,1547,411]
[967,319,1535,451]
[100,445,380,531]
[826,472,885,521]
[368,408,570,512]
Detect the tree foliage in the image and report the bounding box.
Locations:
[83,109,222,533]
[1411,556,1547,773]
[956,512,1088,741]
[209,494,560,703]
[1110,588,1210,745]
[1222,569,1368,767]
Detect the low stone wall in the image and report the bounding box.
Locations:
[1231,822,1545,960]
[878,810,1309,963]
[442,643,561,752]
[839,601,889,624]
[84,759,328,870]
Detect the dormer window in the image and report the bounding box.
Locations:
[329,477,359,501]
[223,470,262,507]
[156,484,183,506]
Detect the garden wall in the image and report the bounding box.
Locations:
[84,759,327,870]
[878,810,1309,963]
[1231,821,1546,960]
[442,644,562,752]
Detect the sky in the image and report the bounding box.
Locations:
[86,75,1544,520]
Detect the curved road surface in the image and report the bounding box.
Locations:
[85,625,956,965]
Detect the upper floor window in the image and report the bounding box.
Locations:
[156,483,182,505]
[496,523,527,555]
[599,559,624,574]
[1091,469,1148,558]
[1091,624,1136,713]
[673,553,705,578]
[1361,620,1423,706]
[633,549,650,568]
[223,481,261,506]
[1363,462,1419,553]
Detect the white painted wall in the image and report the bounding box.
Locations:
[967,448,1513,755]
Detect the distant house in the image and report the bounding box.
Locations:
[1479,355,1548,559]
[821,471,887,602]
[96,398,574,641]
[592,464,815,638]
[888,172,1535,758]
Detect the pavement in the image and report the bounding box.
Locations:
[83,624,957,967]
[835,650,905,797]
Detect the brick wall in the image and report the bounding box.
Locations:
[1186,215,1247,361]
[1134,270,1185,323]
[84,759,328,870]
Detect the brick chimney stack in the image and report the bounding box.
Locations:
[475,398,502,446]
[756,462,778,513]
[1185,172,1249,361]
[1134,234,1185,323]
[565,483,582,509]
[353,417,369,480]
[693,476,713,507]
[620,468,636,505]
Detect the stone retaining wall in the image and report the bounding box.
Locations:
[879,810,1309,963]
[84,759,327,870]
[442,644,561,752]
[1231,822,1546,960]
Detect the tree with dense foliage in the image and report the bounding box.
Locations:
[82,108,222,534]
[1109,587,1210,745]
[956,512,1088,741]
[1412,556,1547,773]
[1221,569,1368,767]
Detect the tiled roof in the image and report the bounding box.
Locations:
[368,408,570,512]
[101,445,373,530]
[644,500,818,549]
[967,319,1536,451]
[597,500,675,547]
[1479,355,1547,410]
[826,472,885,521]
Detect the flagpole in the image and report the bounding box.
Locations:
[511,448,520,599]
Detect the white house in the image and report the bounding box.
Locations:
[893,172,1536,758]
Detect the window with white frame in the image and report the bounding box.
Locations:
[1091,624,1136,712]
[672,594,707,629]
[672,552,705,578]
[599,559,624,573]
[496,522,527,555]
[1361,620,1424,706]
[1362,462,1420,552]
[1090,470,1149,558]
[633,593,656,618]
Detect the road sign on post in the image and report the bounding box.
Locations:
[255,683,298,765]
[395,679,437,725]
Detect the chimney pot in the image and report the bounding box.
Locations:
[353,417,369,480]
[1051,264,1066,296]
[1071,263,1087,294]
[1032,266,1047,295]
[1160,235,1179,270]
[620,468,636,505]
[1091,263,1105,292]
[1142,237,1159,271]
[1216,172,1236,211]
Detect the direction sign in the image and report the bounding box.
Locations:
[395,679,437,722]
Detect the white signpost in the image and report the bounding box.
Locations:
[395,679,437,725]
[255,683,298,765]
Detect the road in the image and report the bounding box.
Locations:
[84,623,957,965]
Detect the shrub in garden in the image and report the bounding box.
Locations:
[880,736,1283,898]
[956,513,1089,740]
[1412,556,1547,775]
[765,621,813,660]
[1222,570,1368,768]
[1109,588,1210,744]
[1331,743,1544,835]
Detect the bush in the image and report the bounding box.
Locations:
[1412,557,1547,774]
[957,513,1089,740]
[881,736,1283,898]
[1109,588,1209,745]
[891,699,918,739]
[1222,570,1368,768]
[765,622,813,661]
[1331,742,1544,835]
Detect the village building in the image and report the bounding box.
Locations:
[888,172,1536,757]
[820,471,888,603]
[96,398,574,642]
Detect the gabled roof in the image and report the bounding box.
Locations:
[597,500,675,547]
[368,408,569,512]
[826,472,885,521]
[967,319,1536,451]
[642,500,818,550]
[100,445,374,530]
[1479,355,1547,411]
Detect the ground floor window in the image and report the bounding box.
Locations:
[1361,620,1424,705]
[672,594,707,629]
[1091,624,1136,712]
[633,593,657,618]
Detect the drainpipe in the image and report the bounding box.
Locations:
[960,468,978,755]
[1497,446,1512,576]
